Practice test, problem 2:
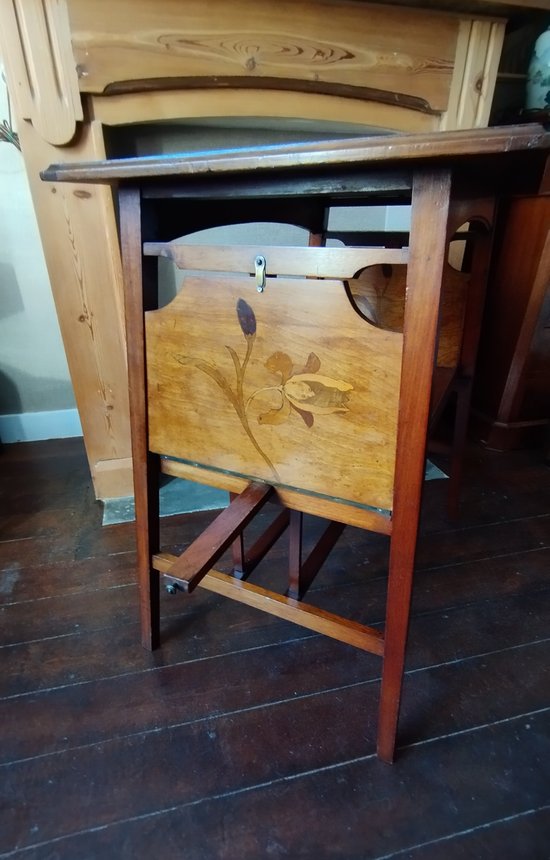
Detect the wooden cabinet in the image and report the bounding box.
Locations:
[473,195,550,449]
[0,0,521,497]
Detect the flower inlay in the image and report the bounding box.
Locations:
[174,299,353,480]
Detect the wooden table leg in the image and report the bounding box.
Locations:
[448,208,495,518]
[119,187,161,651]
[377,169,452,763]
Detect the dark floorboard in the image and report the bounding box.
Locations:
[0,438,549,858]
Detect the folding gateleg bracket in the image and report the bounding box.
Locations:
[287,511,346,600]
[163,481,274,594]
[155,481,384,662]
[231,492,290,581]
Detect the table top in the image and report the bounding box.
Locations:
[41,125,550,186]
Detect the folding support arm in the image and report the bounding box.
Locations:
[165,482,274,593]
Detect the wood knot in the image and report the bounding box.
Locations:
[73,189,92,199]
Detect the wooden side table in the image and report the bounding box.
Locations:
[43,125,550,762]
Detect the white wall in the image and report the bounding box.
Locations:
[0,68,79,442]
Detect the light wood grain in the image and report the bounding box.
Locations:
[90,88,438,134]
[160,459,393,534]
[69,0,460,112]
[70,0,504,134]
[0,0,82,145]
[16,119,133,499]
[146,273,403,512]
[441,18,505,130]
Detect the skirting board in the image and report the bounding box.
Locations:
[0,408,82,443]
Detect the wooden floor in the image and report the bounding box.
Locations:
[1,437,549,859]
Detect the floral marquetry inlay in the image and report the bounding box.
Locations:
[146,274,403,511]
[174,298,354,482]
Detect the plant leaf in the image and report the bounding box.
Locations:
[290,403,315,427]
[225,344,242,379]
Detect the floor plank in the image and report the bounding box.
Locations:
[4,711,549,859]
[0,438,549,858]
[2,638,549,850]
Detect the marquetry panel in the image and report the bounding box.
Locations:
[146,273,403,511]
